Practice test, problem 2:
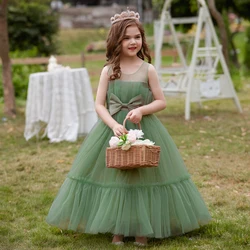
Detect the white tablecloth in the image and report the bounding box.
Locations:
[24,68,98,142]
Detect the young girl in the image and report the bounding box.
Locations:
[46,10,211,246]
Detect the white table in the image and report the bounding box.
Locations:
[24,68,98,142]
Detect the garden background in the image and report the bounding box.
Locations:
[0,0,250,249]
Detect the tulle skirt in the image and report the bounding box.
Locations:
[46,113,211,238]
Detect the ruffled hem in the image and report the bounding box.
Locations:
[46,176,211,238]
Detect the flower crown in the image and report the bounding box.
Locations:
[110,9,140,25]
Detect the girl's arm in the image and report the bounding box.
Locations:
[95,66,127,136]
[126,64,166,123]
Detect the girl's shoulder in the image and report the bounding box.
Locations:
[102,64,113,76]
[102,65,110,73]
[145,62,156,71]
[140,61,156,72]
[141,62,156,77]
[140,61,156,77]
[100,65,112,78]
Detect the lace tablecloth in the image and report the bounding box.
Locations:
[24,68,98,142]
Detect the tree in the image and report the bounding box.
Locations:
[8,3,59,56]
[0,0,15,117]
[207,0,230,66]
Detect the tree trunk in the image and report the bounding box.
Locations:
[207,0,230,66]
[229,20,241,68]
[0,0,16,117]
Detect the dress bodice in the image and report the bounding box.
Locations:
[106,61,154,113]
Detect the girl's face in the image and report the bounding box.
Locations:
[121,25,142,58]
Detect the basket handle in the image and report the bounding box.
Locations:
[123,117,141,130]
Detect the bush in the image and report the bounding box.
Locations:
[0,64,47,100]
[0,48,47,100]
[8,2,59,56]
[243,26,250,74]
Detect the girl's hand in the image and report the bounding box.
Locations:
[126,108,143,124]
[112,123,127,137]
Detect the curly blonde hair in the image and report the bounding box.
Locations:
[105,19,151,80]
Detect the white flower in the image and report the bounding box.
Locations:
[131,139,155,146]
[127,132,137,143]
[131,139,144,145]
[128,129,144,139]
[142,139,155,145]
[108,129,154,150]
[109,136,120,148]
[121,142,131,150]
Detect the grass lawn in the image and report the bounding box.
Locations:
[1,77,250,249]
[1,23,250,249]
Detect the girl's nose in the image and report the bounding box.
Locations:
[130,38,136,44]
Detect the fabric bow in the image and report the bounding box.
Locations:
[109,93,143,116]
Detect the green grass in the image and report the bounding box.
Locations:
[1,83,250,249]
[1,25,250,249]
[57,28,108,55]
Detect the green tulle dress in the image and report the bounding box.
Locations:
[46,62,211,238]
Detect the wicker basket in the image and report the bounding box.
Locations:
[106,118,161,170]
[106,144,161,170]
